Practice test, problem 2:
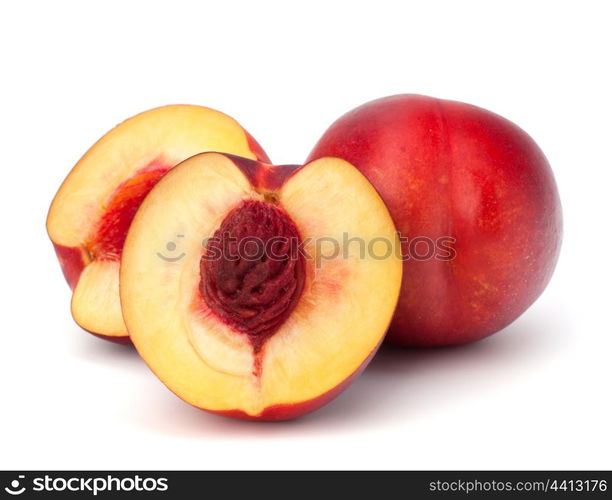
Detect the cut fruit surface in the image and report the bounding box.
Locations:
[120,153,402,420]
[47,105,269,341]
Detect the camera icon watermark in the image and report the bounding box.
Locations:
[4,475,26,496]
[156,234,186,262]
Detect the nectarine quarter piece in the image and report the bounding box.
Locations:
[308,94,562,347]
[120,153,402,420]
[47,105,269,342]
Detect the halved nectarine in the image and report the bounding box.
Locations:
[47,105,269,342]
[120,153,402,420]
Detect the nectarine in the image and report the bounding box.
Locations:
[120,152,402,419]
[308,94,562,347]
[47,105,269,342]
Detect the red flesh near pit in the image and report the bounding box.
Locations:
[88,162,171,260]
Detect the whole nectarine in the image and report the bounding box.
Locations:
[308,94,562,347]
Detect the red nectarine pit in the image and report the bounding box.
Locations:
[87,159,171,260]
[200,199,305,351]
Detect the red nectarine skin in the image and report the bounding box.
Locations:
[199,199,306,353]
[52,243,87,290]
[224,153,304,192]
[244,131,272,164]
[89,331,133,345]
[308,94,562,346]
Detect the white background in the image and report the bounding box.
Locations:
[1,0,610,470]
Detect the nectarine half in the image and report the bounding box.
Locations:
[120,152,402,420]
[47,105,269,342]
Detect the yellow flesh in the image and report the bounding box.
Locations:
[46,105,260,337]
[121,153,402,416]
[71,261,124,335]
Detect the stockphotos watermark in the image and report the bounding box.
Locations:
[3,474,168,496]
[156,232,456,266]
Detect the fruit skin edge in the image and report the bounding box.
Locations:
[53,243,132,344]
[53,243,86,291]
[181,339,381,422]
[244,131,271,164]
[89,331,133,345]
